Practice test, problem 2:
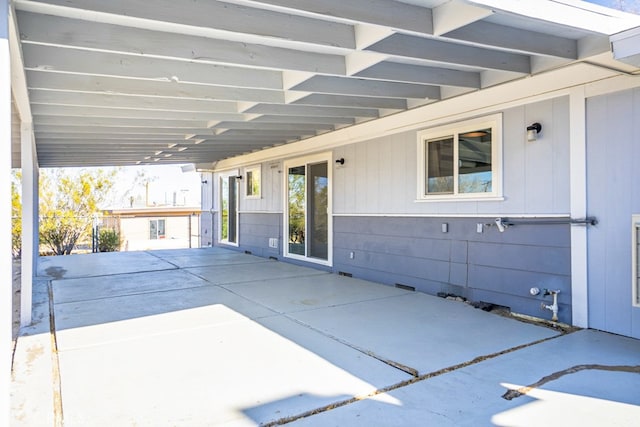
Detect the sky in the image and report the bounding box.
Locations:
[584,0,640,13]
[109,165,203,209]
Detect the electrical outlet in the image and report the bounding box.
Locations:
[476,223,483,233]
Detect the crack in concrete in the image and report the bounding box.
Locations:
[263,332,567,426]
[502,364,640,400]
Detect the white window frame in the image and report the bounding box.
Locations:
[632,215,640,307]
[283,152,333,267]
[149,218,166,240]
[417,113,503,201]
[218,169,240,247]
[244,164,262,199]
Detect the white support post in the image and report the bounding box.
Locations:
[0,0,12,423]
[570,86,589,328]
[20,122,36,327]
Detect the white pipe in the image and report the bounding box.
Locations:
[541,290,560,322]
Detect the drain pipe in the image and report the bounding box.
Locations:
[540,289,560,322]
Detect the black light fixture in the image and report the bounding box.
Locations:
[335,158,345,165]
[526,122,542,141]
[235,175,243,180]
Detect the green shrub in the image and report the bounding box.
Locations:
[98,228,120,252]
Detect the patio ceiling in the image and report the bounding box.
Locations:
[9,0,640,168]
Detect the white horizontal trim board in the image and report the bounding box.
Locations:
[212,63,619,171]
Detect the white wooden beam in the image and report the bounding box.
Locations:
[34,125,214,135]
[365,33,531,73]
[34,116,210,128]
[344,51,388,76]
[443,21,578,59]
[17,11,346,74]
[243,103,379,118]
[22,44,284,90]
[29,90,239,113]
[211,121,334,131]
[281,71,314,91]
[354,24,395,50]
[291,75,440,99]
[611,26,640,67]
[16,0,356,49]
[250,115,355,125]
[0,1,11,423]
[239,0,433,35]
[26,71,286,104]
[354,61,481,88]
[432,0,492,36]
[34,132,183,140]
[292,93,407,110]
[31,105,248,122]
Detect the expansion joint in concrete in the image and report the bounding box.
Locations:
[47,282,64,427]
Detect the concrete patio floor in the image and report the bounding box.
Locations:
[10,247,640,426]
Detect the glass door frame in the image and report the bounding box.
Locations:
[283,152,333,267]
[218,169,240,247]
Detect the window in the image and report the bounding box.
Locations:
[245,165,261,198]
[417,114,502,200]
[149,219,166,239]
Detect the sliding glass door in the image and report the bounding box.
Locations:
[284,153,332,265]
[219,172,239,245]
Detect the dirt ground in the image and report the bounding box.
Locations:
[12,260,21,342]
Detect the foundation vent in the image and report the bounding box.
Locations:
[395,283,416,291]
[338,271,353,277]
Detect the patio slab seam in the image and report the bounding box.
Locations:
[36,266,181,281]
[219,283,413,315]
[186,271,332,287]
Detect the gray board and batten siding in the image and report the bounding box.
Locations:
[586,87,640,339]
[214,96,575,324]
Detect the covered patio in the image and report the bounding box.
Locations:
[11,247,640,425]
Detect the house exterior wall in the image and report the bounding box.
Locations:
[586,87,640,339]
[211,96,575,323]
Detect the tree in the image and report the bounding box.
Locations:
[11,171,22,258]
[98,228,121,252]
[39,168,118,255]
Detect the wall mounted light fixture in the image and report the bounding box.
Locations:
[526,122,542,141]
[335,158,345,165]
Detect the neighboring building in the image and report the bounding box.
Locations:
[102,207,201,252]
